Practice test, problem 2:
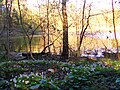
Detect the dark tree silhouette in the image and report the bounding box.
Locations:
[62,0,69,59]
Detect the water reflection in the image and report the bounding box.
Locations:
[0,32,119,54]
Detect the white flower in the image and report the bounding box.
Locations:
[91,67,95,71]
[18,80,21,83]
[13,78,17,83]
[74,69,77,72]
[72,64,75,66]
[26,75,29,78]
[20,74,23,78]
[14,84,16,87]
[48,69,55,73]
[23,74,28,77]
[62,67,64,70]
[35,73,39,76]
[41,72,44,79]
[66,67,69,71]
[25,81,29,84]
[10,79,12,81]
[22,80,24,83]
[30,72,34,76]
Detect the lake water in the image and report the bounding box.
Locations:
[0,35,62,54]
[0,32,119,54]
[94,32,120,39]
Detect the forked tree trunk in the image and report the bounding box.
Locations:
[17,0,35,60]
[78,0,91,55]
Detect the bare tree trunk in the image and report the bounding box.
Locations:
[5,0,9,57]
[111,0,119,60]
[5,0,12,59]
[47,0,50,53]
[78,0,91,54]
[78,0,86,52]
[75,0,79,56]
[17,0,35,60]
[62,0,69,59]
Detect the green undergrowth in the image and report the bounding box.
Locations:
[0,59,120,90]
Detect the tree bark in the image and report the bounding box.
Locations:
[111,0,119,60]
[17,0,36,60]
[47,0,50,53]
[62,0,69,59]
[5,0,11,59]
[78,0,91,54]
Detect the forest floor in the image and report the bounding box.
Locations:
[0,54,120,90]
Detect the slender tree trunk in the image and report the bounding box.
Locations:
[78,0,86,52]
[62,0,68,59]
[76,0,79,56]
[17,0,35,60]
[78,0,91,56]
[5,0,10,59]
[47,0,50,53]
[111,0,119,60]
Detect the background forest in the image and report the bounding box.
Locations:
[0,0,120,59]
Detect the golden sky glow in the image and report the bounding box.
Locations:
[26,0,120,10]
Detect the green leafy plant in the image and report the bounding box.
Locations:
[1,60,120,89]
[0,79,10,89]
[10,73,60,90]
